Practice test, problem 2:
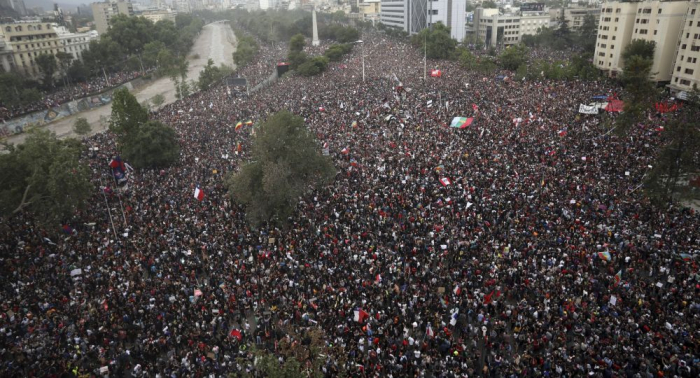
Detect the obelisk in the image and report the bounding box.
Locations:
[312,9,320,47]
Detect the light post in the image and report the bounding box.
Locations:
[354,40,365,83]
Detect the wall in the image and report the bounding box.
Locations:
[0,76,151,139]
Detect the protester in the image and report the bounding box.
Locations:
[1,30,698,378]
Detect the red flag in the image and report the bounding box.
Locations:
[484,290,495,305]
[230,329,242,341]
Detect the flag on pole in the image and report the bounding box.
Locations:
[439,177,452,186]
[235,122,243,131]
[430,69,442,77]
[245,120,254,126]
[453,285,462,296]
[341,147,349,155]
[194,186,204,201]
[484,290,495,305]
[426,323,435,338]
[614,270,622,287]
[558,128,568,137]
[353,308,369,323]
[598,252,611,261]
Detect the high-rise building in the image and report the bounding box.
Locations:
[1,0,27,16]
[594,1,688,82]
[670,1,700,94]
[426,0,467,41]
[380,0,427,34]
[91,1,135,35]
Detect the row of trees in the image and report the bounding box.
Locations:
[227,9,360,45]
[233,32,260,68]
[2,13,204,110]
[521,14,598,54]
[287,34,332,77]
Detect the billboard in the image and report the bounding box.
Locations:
[521,3,545,12]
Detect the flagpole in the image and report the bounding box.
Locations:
[99,177,119,241]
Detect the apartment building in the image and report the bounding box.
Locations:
[473,7,550,48]
[549,6,601,30]
[92,1,135,35]
[670,1,700,94]
[0,21,61,76]
[139,9,177,23]
[594,1,688,81]
[380,0,427,34]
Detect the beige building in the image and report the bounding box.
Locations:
[0,21,61,76]
[594,1,689,81]
[0,36,14,72]
[91,1,135,35]
[549,6,601,30]
[139,9,177,23]
[670,1,700,94]
[474,8,550,48]
[360,0,381,23]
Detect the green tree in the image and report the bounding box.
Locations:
[109,88,149,139]
[411,22,457,60]
[198,58,224,91]
[622,39,655,62]
[482,0,498,8]
[151,93,165,108]
[73,117,92,136]
[323,43,353,61]
[297,56,329,76]
[0,73,41,108]
[107,15,154,57]
[35,53,58,88]
[644,114,700,204]
[288,50,309,70]
[121,120,180,169]
[55,51,73,86]
[290,33,306,53]
[142,41,166,68]
[618,41,658,132]
[0,129,91,228]
[578,14,598,54]
[226,111,335,227]
[499,43,529,71]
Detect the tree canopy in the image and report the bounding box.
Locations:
[121,120,180,169]
[618,41,658,132]
[499,43,529,71]
[226,111,335,227]
[109,88,149,138]
[0,130,92,228]
[411,22,457,60]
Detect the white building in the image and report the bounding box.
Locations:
[380,0,427,34]
[54,25,99,61]
[473,7,550,48]
[427,0,466,41]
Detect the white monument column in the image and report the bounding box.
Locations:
[312,9,320,47]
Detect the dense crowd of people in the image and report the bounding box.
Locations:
[0,70,147,123]
[1,28,699,378]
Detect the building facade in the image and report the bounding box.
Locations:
[594,1,688,82]
[428,0,467,41]
[54,25,99,61]
[549,6,601,30]
[0,21,61,76]
[670,1,700,93]
[139,9,177,23]
[380,0,427,34]
[92,1,135,35]
[474,7,550,48]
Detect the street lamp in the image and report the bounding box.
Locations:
[354,40,365,83]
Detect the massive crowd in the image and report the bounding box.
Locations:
[1,29,699,378]
[0,70,146,123]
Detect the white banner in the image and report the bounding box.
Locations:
[578,104,599,114]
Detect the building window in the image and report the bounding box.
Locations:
[680,79,691,85]
[599,52,605,57]
[654,30,657,35]
[639,29,648,35]
[691,45,700,52]
[430,10,438,15]
[677,66,681,72]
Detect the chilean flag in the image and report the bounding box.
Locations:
[439,177,452,186]
[426,323,435,338]
[341,147,349,155]
[194,186,204,201]
[353,308,369,323]
[453,285,462,296]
